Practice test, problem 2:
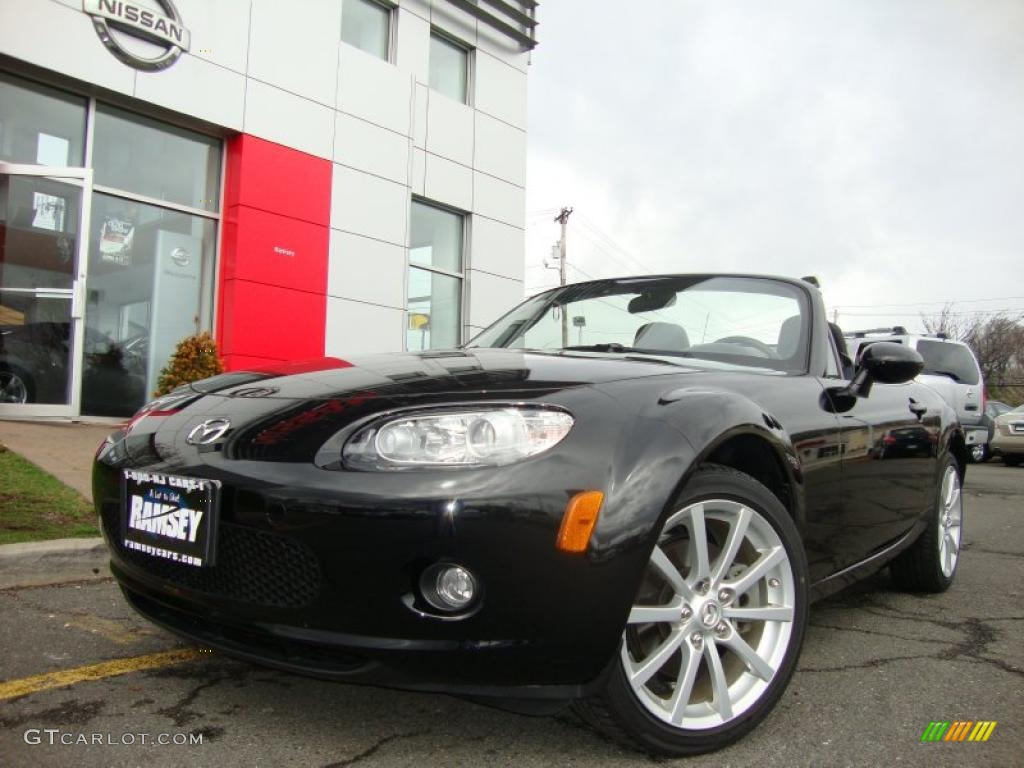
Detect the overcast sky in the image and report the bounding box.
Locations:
[523,0,1024,334]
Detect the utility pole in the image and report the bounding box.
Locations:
[554,207,573,346]
[832,308,839,325]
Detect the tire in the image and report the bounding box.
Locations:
[890,455,962,592]
[574,464,809,756]
[0,365,33,404]
[1003,455,1022,468]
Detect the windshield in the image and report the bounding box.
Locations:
[467,275,811,372]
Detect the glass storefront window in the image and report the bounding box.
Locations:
[407,267,461,352]
[0,72,86,167]
[342,0,391,60]
[0,290,74,405]
[409,201,463,273]
[81,193,217,416]
[429,31,469,103]
[93,105,221,212]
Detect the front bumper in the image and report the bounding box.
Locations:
[92,394,664,699]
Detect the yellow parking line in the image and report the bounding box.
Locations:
[0,648,201,701]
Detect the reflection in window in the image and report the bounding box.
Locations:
[0,174,80,290]
[81,193,217,416]
[342,0,391,60]
[93,105,221,212]
[429,31,469,103]
[407,201,463,351]
[0,72,86,166]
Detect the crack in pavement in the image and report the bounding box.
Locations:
[321,730,430,767]
[802,613,1024,678]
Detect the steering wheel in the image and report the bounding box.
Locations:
[714,336,778,358]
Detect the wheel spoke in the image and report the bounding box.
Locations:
[668,643,703,725]
[721,629,775,681]
[724,545,786,596]
[687,503,710,581]
[711,505,751,584]
[703,638,733,721]
[947,487,961,516]
[628,629,685,686]
[628,598,684,625]
[723,605,793,623]
[649,546,695,601]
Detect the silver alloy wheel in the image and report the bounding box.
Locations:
[970,444,986,463]
[938,465,963,578]
[0,371,28,404]
[621,499,795,730]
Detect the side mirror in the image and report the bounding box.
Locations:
[826,342,923,412]
[859,342,924,385]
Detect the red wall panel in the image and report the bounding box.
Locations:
[220,205,328,294]
[218,134,332,371]
[223,134,332,226]
[219,279,326,362]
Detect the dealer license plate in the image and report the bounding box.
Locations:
[122,470,220,568]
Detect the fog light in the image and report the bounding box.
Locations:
[421,564,477,612]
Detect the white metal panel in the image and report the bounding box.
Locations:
[474,51,527,128]
[331,165,409,247]
[395,7,431,83]
[470,215,525,281]
[410,148,427,196]
[474,112,526,186]
[424,153,472,211]
[328,230,407,309]
[175,0,252,73]
[425,91,474,166]
[243,79,334,159]
[326,296,404,354]
[0,0,134,95]
[467,269,524,328]
[338,44,415,136]
[473,172,524,228]
[412,83,429,148]
[334,112,410,185]
[136,53,245,130]
[430,1,478,46]
[248,0,340,107]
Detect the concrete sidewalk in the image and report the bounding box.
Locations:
[0,421,115,502]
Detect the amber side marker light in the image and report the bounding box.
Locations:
[556,491,604,553]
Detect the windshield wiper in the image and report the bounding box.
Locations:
[926,369,962,382]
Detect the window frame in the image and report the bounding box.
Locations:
[428,27,473,105]
[405,197,468,352]
[341,0,395,63]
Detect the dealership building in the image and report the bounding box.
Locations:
[0,0,536,419]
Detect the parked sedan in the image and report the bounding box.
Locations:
[991,404,1024,466]
[972,400,1012,462]
[93,274,966,756]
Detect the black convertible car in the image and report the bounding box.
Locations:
[93,274,966,755]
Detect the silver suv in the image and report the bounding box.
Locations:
[845,327,987,450]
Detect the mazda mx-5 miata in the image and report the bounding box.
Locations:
[93,274,966,755]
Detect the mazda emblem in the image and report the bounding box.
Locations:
[186,418,231,445]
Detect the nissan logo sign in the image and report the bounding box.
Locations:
[82,0,191,72]
[186,418,231,446]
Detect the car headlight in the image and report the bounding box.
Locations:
[342,407,574,470]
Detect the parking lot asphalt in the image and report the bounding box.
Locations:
[1,463,1021,768]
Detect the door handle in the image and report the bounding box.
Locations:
[909,399,928,418]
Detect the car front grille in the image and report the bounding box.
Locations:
[101,502,320,608]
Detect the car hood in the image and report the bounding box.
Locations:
[189,349,696,401]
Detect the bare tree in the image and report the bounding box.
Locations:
[921,305,1024,383]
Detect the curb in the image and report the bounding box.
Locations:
[0,537,109,590]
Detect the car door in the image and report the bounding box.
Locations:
[834,375,939,566]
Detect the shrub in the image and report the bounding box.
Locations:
[154,332,224,397]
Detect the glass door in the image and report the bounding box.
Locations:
[0,162,92,417]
